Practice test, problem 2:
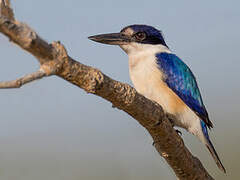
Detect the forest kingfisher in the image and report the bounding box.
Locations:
[88,24,226,173]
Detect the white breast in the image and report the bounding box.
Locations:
[128,50,171,111]
[129,51,164,100]
[126,43,172,109]
[123,43,197,129]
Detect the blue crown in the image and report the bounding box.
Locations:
[123,24,168,47]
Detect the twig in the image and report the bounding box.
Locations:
[0,0,14,20]
[0,69,46,88]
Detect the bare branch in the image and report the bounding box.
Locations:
[0,1,215,180]
[0,69,46,88]
[0,0,14,20]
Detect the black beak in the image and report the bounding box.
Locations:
[88,33,130,45]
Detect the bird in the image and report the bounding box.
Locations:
[88,24,226,173]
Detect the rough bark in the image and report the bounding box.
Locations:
[0,1,214,179]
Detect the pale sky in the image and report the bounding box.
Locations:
[0,1,239,179]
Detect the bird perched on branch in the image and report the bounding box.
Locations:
[89,24,226,173]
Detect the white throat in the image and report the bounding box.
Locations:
[120,42,171,76]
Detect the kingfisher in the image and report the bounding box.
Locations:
[88,24,226,173]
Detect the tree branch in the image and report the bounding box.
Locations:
[0,69,46,88]
[0,1,214,179]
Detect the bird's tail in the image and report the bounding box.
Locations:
[200,120,226,173]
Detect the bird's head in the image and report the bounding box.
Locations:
[88,24,168,54]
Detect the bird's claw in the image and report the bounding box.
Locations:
[152,141,158,146]
[175,129,182,136]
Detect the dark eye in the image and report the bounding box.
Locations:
[134,32,146,41]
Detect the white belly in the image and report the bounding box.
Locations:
[120,43,201,134]
[128,53,197,129]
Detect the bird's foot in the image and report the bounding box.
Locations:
[175,129,182,136]
[153,121,161,127]
[152,141,158,146]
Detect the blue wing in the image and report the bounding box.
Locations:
[156,52,213,128]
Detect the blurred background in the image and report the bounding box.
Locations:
[0,0,239,179]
